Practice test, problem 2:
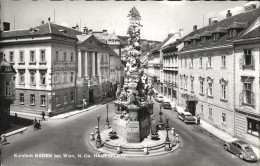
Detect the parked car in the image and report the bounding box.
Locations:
[155,95,164,103]
[224,140,258,162]
[177,111,196,124]
[163,101,172,109]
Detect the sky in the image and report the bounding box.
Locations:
[1,0,259,41]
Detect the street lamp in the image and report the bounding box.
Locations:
[165,117,170,142]
[158,104,164,130]
[96,115,102,148]
[165,117,171,151]
[105,104,109,129]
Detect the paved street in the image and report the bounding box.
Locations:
[1,98,258,166]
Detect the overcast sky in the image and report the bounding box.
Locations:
[1,0,259,41]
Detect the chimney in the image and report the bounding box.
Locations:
[226,10,232,18]
[244,2,257,12]
[3,22,10,31]
[103,29,107,34]
[41,20,45,25]
[75,24,79,30]
[83,27,88,35]
[88,29,93,35]
[193,25,197,32]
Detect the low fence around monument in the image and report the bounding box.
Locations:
[102,141,165,152]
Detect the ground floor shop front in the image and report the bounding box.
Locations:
[235,109,260,148]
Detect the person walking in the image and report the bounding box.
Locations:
[1,134,7,145]
[197,114,200,125]
[41,111,46,121]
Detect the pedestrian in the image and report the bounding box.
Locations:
[197,114,200,125]
[14,113,19,124]
[38,120,41,129]
[33,118,38,131]
[41,111,46,121]
[1,134,7,145]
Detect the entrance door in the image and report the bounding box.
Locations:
[89,89,94,104]
[188,101,196,116]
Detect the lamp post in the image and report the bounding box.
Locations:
[96,115,102,148]
[165,117,171,151]
[165,117,170,142]
[105,104,109,129]
[158,104,164,130]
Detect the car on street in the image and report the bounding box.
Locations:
[155,95,164,103]
[177,111,196,124]
[223,140,258,162]
[162,101,172,109]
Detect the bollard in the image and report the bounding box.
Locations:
[143,145,148,155]
[105,123,109,129]
[175,134,179,143]
[171,128,175,136]
[165,141,171,151]
[90,133,95,141]
[117,145,122,154]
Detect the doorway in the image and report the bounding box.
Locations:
[187,101,196,116]
[89,89,94,104]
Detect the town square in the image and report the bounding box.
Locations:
[0,1,259,166]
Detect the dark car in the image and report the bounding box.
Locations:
[224,140,257,162]
[163,101,171,109]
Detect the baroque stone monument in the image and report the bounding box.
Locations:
[112,7,154,143]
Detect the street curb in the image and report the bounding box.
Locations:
[5,127,28,137]
[49,99,115,120]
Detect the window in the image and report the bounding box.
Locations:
[213,33,220,41]
[200,105,203,115]
[56,96,60,105]
[40,72,46,85]
[221,85,227,100]
[64,93,67,103]
[228,29,237,38]
[20,93,24,104]
[64,72,67,83]
[192,39,196,45]
[190,58,193,68]
[9,51,14,63]
[244,50,252,66]
[222,112,226,124]
[184,78,188,90]
[201,37,206,44]
[30,72,36,85]
[209,107,212,118]
[19,71,25,84]
[247,118,259,137]
[41,95,46,106]
[180,77,183,89]
[70,72,74,82]
[244,82,253,105]
[56,51,59,62]
[30,94,35,105]
[19,51,24,63]
[191,79,194,92]
[30,51,35,63]
[71,52,74,62]
[221,55,226,67]
[5,82,11,96]
[63,52,67,62]
[207,57,212,68]
[40,50,46,62]
[200,57,203,68]
[208,82,213,97]
[200,81,204,94]
[71,92,74,101]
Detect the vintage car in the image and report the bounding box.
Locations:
[223,140,258,162]
[177,110,196,124]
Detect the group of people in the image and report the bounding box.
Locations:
[33,111,46,131]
